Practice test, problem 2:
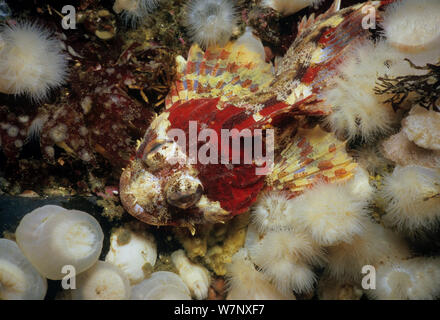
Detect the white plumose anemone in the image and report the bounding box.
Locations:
[225,249,295,300]
[290,182,370,246]
[325,219,411,282]
[105,225,157,285]
[0,22,67,101]
[381,165,440,234]
[171,249,211,300]
[367,257,440,300]
[15,205,104,280]
[0,239,47,300]
[351,145,391,175]
[130,271,192,300]
[251,191,296,232]
[113,0,159,26]
[71,261,131,300]
[322,41,404,141]
[262,0,323,16]
[184,0,237,48]
[381,0,440,53]
[249,229,324,294]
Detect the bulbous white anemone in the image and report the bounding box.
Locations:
[15,205,104,280]
[71,261,131,300]
[0,239,47,300]
[184,0,237,48]
[171,249,211,300]
[225,249,295,300]
[0,22,67,101]
[105,225,157,285]
[381,165,440,234]
[381,0,440,53]
[113,0,159,26]
[262,0,323,16]
[366,257,440,300]
[130,271,191,300]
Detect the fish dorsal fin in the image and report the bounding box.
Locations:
[165,40,274,109]
[297,0,341,39]
[267,126,356,196]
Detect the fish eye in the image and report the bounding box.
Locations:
[143,139,187,170]
[165,173,203,209]
[143,140,171,169]
[147,141,166,154]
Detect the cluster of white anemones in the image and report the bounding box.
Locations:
[322,0,440,143]
[375,1,440,239]
[1,205,210,300]
[226,164,440,300]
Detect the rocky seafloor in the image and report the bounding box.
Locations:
[0,0,439,300]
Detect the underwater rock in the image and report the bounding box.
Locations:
[0,106,37,161]
[402,105,440,151]
[381,130,440,168]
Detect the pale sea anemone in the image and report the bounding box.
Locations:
[249,229,324,294]
[290,182,371,246]
[381,165,440,235]
[381,0,440,53]
[0,239,47,300]
[113,0,159,26]
[366,257,440,300]
[251,190,296,233]
[322,41,403,141]
[325,219,411,282]
[71,261,131,300]
[15,205,103,280]
[225,249,295,300]
[105,225,157,285]
[131,271,191,300]
[0,21,67,101]
[184,0,237,48]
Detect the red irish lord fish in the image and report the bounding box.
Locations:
[120,1,389,229]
